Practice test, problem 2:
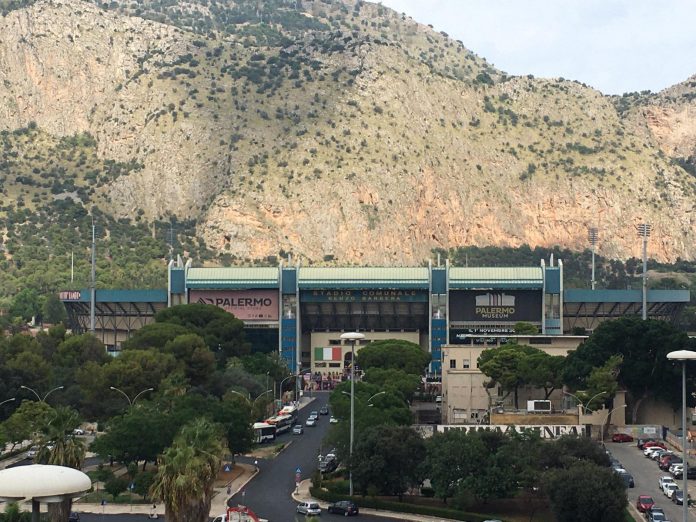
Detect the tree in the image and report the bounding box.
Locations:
[9,288,41,322]
[563,317,696,421]
[34,406,86,522]
[150,418,226,522]
[514,321,538,334]
[163,334,216,387]
[362,368,420,403]
[425,429,486,503]
[478,343,540,409]
[519,351,565,399]
[539,435,610,470]
[1,400,55,450]
[543,461,626,522]
[352,425,425,500]
[104,477,129,500]
[42,294,67,325]
[216,394,253,456]
[121,323,191,351]
[355,339,431,376]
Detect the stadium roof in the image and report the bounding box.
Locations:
[449,267,544,289]
[298,267,429,289]
[186,267,279,289]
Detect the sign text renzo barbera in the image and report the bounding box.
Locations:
[304,289,428,302]
[437,424,586,439]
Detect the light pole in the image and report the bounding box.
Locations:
[601,404,627,444]
[667,349,696,522]
[367,391,387,405]
[340,331,365,497]
[0,397,15,408]
[20,385,64,403]
[562,390,607,414]
[588,227,598,290]
[279,375,294,404]
[109,386,154,406]
[637,223,651,320]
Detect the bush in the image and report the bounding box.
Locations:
[104,477,129,500]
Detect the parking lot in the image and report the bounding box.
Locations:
[609,441,696,521]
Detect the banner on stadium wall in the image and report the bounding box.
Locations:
[449,290,542,322]
[301,289,429,303]
[190,290,278,321]
[314,347,342,361]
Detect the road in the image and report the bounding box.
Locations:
[227,391,389,521]
[609,441,696,521]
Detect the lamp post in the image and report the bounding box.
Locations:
[588,227,598,290]
[601,404,627,444]
[367,391,387,405]
[340,331,365,497]
[637,223,652,320]
[562,390,607,414]
[0,397,15,408]
[20,385,64,403]
[109,386,154,407]
[667,349,696,522]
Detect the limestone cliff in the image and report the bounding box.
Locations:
[0,0,695,264]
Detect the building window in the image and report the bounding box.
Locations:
[328,363,341,368]
[315,362,327,368]
[449,359,456,369]
[462,359,470,369]
[329,339,342,344]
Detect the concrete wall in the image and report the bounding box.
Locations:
[491,412,579,425]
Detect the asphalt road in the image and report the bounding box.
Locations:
[227,391,388,522]
[609,441,696,521]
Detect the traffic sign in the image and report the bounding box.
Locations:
[295,466,301,474]
[224,464,231,472]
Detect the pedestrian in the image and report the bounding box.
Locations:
[148,504,158,519]
[254,459,259,471]
[227,484,231,495]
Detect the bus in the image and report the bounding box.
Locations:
[266,414,294,435]
[253,422,276,444]
[279,404,298,422]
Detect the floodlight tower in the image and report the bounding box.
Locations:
[588,227,598,290]
[637,223,652,320]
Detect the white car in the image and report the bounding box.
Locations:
[670,463,684,476]
[72,428,85,436]
[305,417,317,427]
[296,501,321,516]
[329,416,338,424]
[665,483,679,498]
[659,475,676,490]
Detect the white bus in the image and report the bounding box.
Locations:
[266,414,294,435]
[253,422,276,443]
[279,404,298,421]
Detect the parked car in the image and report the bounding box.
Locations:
[26,446,39,458]
[319,459,337,473]
[648,507,668,522]
[305,417,317,427]
[309,411,319,419]
[636,495,655,513]
[643,440,667,451]
[669,463,683,475]
[292,424,304,435]
[659,454,682,470]
[647,448,671,459]
[617,471,634,488]
[68,514,80,522]
[296,501,321,516]
[327,500,359,516]
[664,483,679,498]
[658,475,676,490]
[638,438,657,449]
[72,428,85,436]
[329,416,338,424]
[672,489,691,505]
[319,406,329,415]
[673,467,696,480]
[611,433,633,443]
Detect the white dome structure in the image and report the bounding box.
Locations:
[0,464,91,521]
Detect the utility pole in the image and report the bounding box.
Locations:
[588,227,598,290]
[90,220,96,333]
[637,223,652,320]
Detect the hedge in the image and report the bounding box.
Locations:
[309,487,503,522]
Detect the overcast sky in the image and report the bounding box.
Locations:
[379,0,696,95]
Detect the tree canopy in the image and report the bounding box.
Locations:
[355,339,431,376]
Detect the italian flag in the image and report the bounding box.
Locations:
[314,347,342,361]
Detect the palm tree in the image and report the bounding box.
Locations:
[150,418,225,522]
[35,406,86,522]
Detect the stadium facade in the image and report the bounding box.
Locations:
[61,258,689,377]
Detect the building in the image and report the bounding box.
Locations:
[61,258,689,380]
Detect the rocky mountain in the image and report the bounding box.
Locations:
[1,0,695,266]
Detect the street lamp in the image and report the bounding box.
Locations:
[601,404,627,444]
[0,397,15,408]
[340,331,365,497]
[562,390,607,414]
[367,391,387,405]
[109,386,154,407]
[20,385,64,403]
[667,349,696,522]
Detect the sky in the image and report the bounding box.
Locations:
[379,0,696,95]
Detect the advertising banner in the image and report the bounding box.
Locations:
[436,424,585,439]
[190,290,278,321]
[449,290,542,322]
[59,291,82,301]
[301,289,428,303]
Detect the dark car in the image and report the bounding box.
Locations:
[617,471,634,488]
[319,406,329,415]
[318,459,337,473]
[659,454,682,470]
[611,433,633,443]
[648,507,667,522]
[673,467,696,480]
[68,514,80,522]
[636,495,655,513]
[673,489,692,505]
[328,500,359,516]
